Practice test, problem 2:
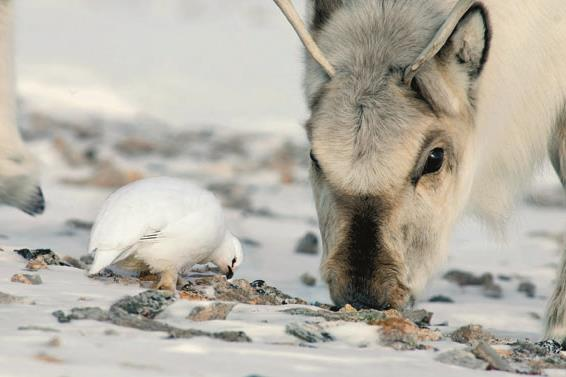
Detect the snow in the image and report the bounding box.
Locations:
[0,1,565,376]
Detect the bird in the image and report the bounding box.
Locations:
[87,177,243,290]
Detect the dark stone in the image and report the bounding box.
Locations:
[109,290,176,319]
[285,322,334,343]
[295,232,319,255]
[13,248,73,268]
[482,281,503,299]
[428,295,454,303]
[79,254,94,265]
[436,349,488,370]
[518,281,536,298]
[188,303,235,321]
[250,280,265,288]
[451,324,493,344]
[403,309,433,327]
[300,273,316,287]
[65,219,93,231]
[443,270,493,286]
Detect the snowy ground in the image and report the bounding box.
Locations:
[1,1,566,376]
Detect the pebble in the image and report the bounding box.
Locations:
[451,324,493,344]
[518,281,536,298]
[300,273,316,287]
[110,290,176,319]
[295,232,319,255]
[11,274,42,285]
[285,322,334,343]
[443,270,493,286]
[187,303,236,321]
[0,291,27,304]
[471,341,514,372]
[25,258,48,271]
[436,349,488,370]
[482,281,503,299]
[45,336,61,348]
[428,295,454,303]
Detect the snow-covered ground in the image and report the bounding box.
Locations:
[1,1,565,376]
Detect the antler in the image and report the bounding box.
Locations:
[403,0,476,85]
[273,0,336,78]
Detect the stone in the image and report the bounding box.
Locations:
[285,322,334,343]
[109,290,176,319]
[45,336,61,347]
[295,232,319,255]
[65,219,93,231]
[436,349,488,370]
[283,307,386,323]
[403,309,433,327]
[471,341,514,372]
[25,258,48,271]
[451,324,493,344]
[373,317,441,349]
[14,248,73,267]
[187,303,236,321]
[52,307,109,323]
[518,281,536,298]
[0,291,27,304]
[428,295,454,303]
[11,274,42,285]
[300,273,316,287]
[18,326,59,332]
[444,270,493,286]
[482,281,503,299]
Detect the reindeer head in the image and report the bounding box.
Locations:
[276,0,490,309]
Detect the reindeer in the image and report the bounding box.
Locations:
[274,0,566,340]
[0,0,44,215]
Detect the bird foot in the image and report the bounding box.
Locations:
[155,270,177,291]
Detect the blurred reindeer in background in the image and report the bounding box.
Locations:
[275,0,566,340]
[0,0,44,215]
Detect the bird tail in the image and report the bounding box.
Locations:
[88,248,121,275]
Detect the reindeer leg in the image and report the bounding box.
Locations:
[544,106,566,341]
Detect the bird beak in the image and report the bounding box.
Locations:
[226,266,234,279]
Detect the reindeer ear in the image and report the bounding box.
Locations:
[437,5,491,79]
[309,0,343,32]
[411,5,490,115]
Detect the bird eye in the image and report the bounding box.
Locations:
[309,150,320,169]
[422,148,444,175]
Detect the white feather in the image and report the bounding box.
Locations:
[88,177,240,276]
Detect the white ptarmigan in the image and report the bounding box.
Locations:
[88,177,243,290]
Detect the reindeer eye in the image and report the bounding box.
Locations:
[309,150,320,169]
[422,148,444,175]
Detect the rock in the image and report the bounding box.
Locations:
[187,303,235,321]
[374,317,441,349]
[65,219,93,231]
[18,326,59,332]
[534,339,562,354]
[403,309,433,327]
[46,336,61,347]
[188,276,307,305]
[300,273,316,287]
[285,322,334,343]
[11,274,42,285]
[63,160,143,189]
[79,254,94,265]
[518,281,536,298]
[52,307,109,323]
[114,137,159,157]
[339,304,357,313]
[283,307,386,323]
[451,324,493,345]
[0,291,27,304]
[168,328,251,343]
[436,349,488,370]
[471,341,514,372]
[14,248,73,267]
[295,232,319,255]
[428,295,454,303]
[482,281,503,299]
[444,270,493,286]
[25,257,48,271]
[62,256,88,270]
[178,291,209,302]
[110,290,176,319]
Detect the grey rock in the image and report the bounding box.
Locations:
[285,322,334,343]
[403,309,433,327]
[0,291,26,304]
[436,349,488,370]
[471,341,514,372]
[283,307,386,323]
[109,290,176,319]
[52,307,109,323]
[11,274,42,285]
[300,273,316,287]
[18,326,60,332]
[79,254,94,265]
[451,324,493,344]
[65,219,93,231]
[443,270,493,286]
[428,295,454,303]
[518,281,536,298]
[482,281,503,299]
[295,232,319,255]
[188,303,235,321]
